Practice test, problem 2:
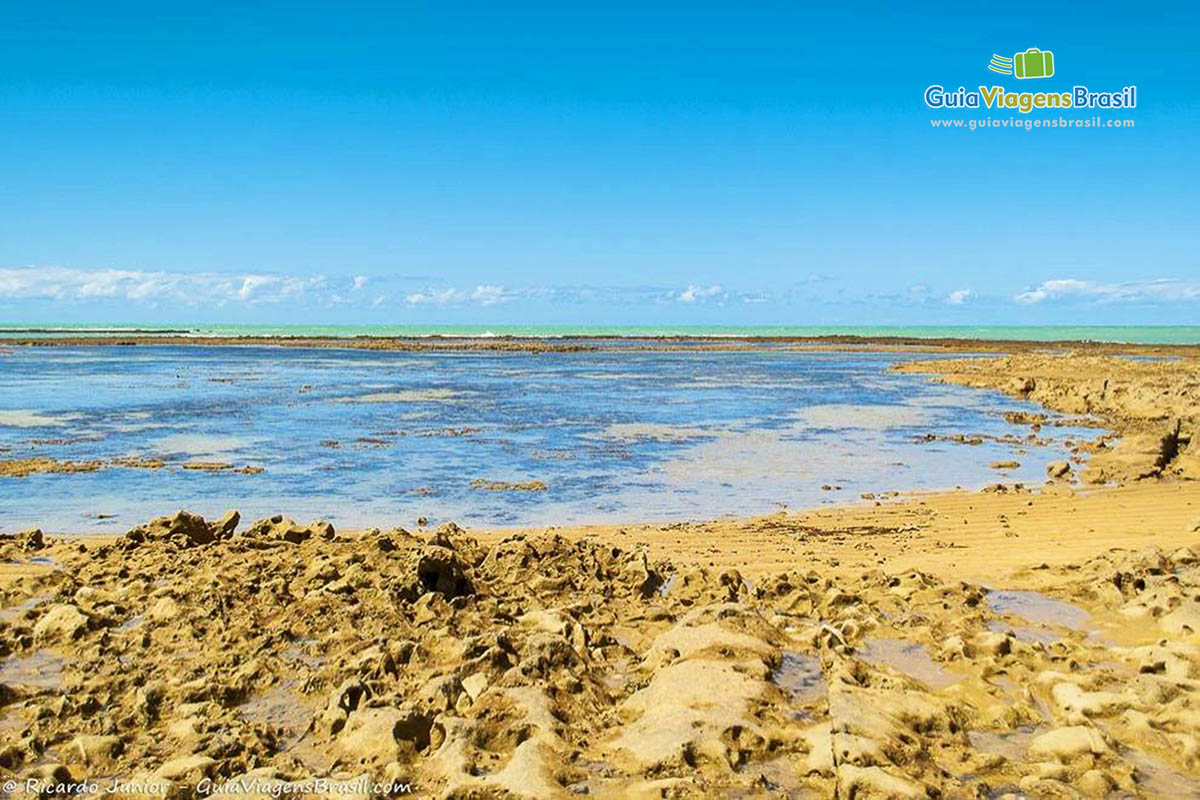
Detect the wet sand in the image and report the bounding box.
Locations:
[1,348,1198,798]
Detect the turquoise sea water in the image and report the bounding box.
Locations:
[2,324,1200,344]
[0,344,1097,533]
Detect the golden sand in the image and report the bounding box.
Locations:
[1,348,1198,798]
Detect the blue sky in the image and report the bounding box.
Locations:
[1,1,1196,325]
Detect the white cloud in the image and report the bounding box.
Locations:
[0,267,323,307]
[20,267,1195,319]
[470,284,508,305]
[676,284,725,303]
[404,287,464,306]
[236,275,273,301]
[1015,278,1200,305]
[403,284,516,307]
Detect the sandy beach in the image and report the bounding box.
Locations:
[4,1,1194,796]
[0,344,1197,799]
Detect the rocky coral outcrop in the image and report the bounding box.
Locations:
[124,509,240,548]
[0,513,1198,797]
[898,353,1200,486]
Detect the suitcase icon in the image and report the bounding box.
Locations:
[1014,48,1054,79]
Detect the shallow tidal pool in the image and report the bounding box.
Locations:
[0,345,1094,532]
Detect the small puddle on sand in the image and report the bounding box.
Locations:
[115,614,144,632]
[986,620,1060,645]
[986,674,1021,694]
[772,651,825,706]
[859,638,960,689]
[968,727,1041,760]
[0,708,28,734]
[280,640,324,669]
[0,649,67,689]
[599,656,635,692]
[0,594,51,622]
[1124,747,1200,797]
[987,590,1091,631]
[239,682,312,739]
[731,755,826,799]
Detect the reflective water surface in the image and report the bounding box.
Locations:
[0,346,1094,532]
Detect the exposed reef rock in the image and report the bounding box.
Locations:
[1,511,1198,798]
[899,353,1200,486]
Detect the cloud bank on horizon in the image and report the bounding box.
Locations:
[2,266,1199,325]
